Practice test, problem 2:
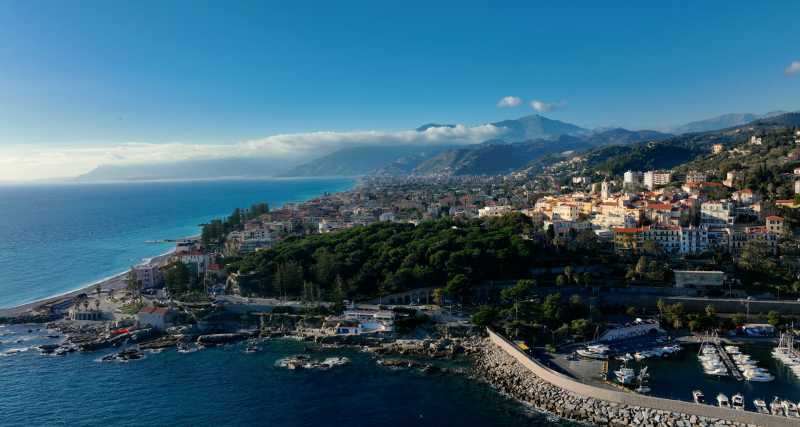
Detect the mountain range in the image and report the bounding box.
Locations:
[75,110,796,181]
[666,111,787,134]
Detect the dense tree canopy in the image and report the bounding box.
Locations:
[229,213,582,301]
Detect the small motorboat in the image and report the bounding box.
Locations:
[614,366,635,384]
[616,353,633,362]
[771,397,784,416]
[783,400,799,417]
[576,344,609,360]
[243,345,260,354]
[753,399,768,414]
[717,393,730,409]
[731,394,744,411]
[693,390,705,404]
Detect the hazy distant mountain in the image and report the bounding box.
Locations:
[279,145,458,177]
[491,114,588,141]
[76,157,295,182]
[669,111,787,134]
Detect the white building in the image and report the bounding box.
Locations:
[136,307,175,330]
[552,204,579,221]
[178,250,211,276]
[598,319,664,342]
[685,171,707,184]
[643,171,671,190]
[623,170,642,186]
[318,219,344,233]
[701,201,735,226]
[749,135,762,145]
[478,205,514,218]
[343,309,395,333]
[379,212,396,222]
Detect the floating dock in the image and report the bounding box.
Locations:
[715,344,743,381]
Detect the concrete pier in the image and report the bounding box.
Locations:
[479,328,799,426]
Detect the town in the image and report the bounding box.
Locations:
[5,126,800,427]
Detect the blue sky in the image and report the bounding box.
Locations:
[0,1,799,179]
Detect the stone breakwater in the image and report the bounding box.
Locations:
[474,340,759,427]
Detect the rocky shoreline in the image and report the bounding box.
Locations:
[473,339,758,427]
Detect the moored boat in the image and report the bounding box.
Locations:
[731,393,744,411]
[576,344,609,360]
[692,390,705,404]
[716,393,730,409]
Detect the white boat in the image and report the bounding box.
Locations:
[693,390,705,404]
[754,399,768,414]
[783,400,799,417]
[577,344,609,360]
[717,393,730,409]
[724,345,740,354]
[731,394,744,411]
[614,366,636,384]
[616,353,633,362]
[743,368,774,382]
[771,397,785,416]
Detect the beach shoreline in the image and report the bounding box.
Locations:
[0,251,175,319]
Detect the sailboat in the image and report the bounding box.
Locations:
[634,366,650,393]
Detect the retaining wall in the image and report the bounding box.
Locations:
[487,328,798,426]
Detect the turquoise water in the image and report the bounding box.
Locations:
[0,178,354,308]
[0,324,572,427]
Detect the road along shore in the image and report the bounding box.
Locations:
[0,252,173,322]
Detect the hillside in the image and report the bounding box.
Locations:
[415,128,670,176]
[579,111,800,177]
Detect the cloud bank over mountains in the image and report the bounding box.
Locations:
[0,123,507,181]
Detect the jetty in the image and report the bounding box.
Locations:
[715,343,743,381]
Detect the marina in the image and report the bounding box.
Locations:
[556,334,800,417]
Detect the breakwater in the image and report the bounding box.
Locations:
[477,329,798,427]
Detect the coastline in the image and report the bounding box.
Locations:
[0,177,357,321]
[0,250,175,319]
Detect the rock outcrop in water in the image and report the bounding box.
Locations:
[474,340,759,427]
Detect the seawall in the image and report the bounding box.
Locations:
[478,328,798,426]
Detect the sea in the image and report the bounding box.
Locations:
[0,178,358,309]
[0,178,570,427]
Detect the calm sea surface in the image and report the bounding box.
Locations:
[0,179,571,427]
[0,325,573,427]
[0,178,355,308]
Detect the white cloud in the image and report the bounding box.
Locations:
[786,61,800,76]
[0,124,508,181]
[530,100,565,113]
[497,96,522,108]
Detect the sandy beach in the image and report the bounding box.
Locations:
[0,251,174,319]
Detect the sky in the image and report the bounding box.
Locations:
[0,0,799,180]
